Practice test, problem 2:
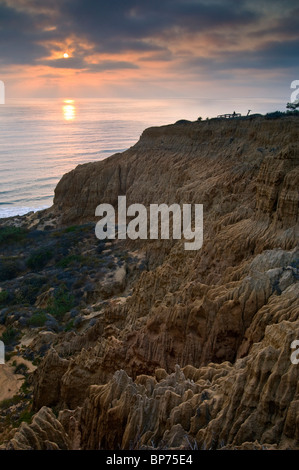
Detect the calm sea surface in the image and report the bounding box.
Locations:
[0,98,201,218]
[0,97,283,218]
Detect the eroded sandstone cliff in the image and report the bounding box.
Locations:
[4,115,299,450]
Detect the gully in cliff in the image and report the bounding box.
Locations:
[95,196,203,250]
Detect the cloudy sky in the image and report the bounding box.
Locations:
[0,0,298,105]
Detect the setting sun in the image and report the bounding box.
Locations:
[63,99,76,120]
[63,52,69,58]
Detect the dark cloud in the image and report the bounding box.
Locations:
[255,7,299,38]
[190,38,299,71]
[89,61,139,72]
[139,51,173,62]
[253,39,299,69]
[40,57,139,71]
[0,0,298,78]
[0,2,48,64]
[182,40,299,86]
[55,0,258,55]
[39,57,88,69]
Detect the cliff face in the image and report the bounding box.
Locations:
[7,319,299,450]
[6,116,299,450]
[53,117,298,230]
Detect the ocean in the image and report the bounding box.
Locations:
[0,98,203,218]
[0,97,284,218]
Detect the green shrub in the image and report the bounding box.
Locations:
[175,119,191,125]
[16,276,47,305]
[0,395,22,410]
[14,362,29,375]
[0,226,27,245]
[63,225,80,233]
[0,290,9,306]
[63,224,90,234]
[5,351,13,362]
[56,254,84,268]
[27,312,47,327]
[20,378,31,394]
[287,109,299,116]
[64,319,74,331]
[0,326,18,345]
[17,409,33,425]
[0,258,21,281]
[27,248,53,271]
[47,286,75,321]
[265,111,285,119]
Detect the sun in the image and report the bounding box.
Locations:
[63,52,69,58]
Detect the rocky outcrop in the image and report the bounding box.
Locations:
[8,318,298,450]
[73,318,298,449]
[3,116,299,450]
[256,143,299,227]
[52,117,298,232]
[32,349,69,410]
[6,407,70,450]
[31,246,298,412]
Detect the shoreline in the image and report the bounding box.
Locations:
[0,205,51,220]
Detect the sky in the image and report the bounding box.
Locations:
[0,0,298,107]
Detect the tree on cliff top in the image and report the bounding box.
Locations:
[286,99,299,110]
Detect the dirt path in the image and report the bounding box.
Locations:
[0,365,23,402]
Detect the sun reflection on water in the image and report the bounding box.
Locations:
[63,99,76,121]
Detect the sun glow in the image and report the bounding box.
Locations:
[63,52,69,58]
[63,99,76,120]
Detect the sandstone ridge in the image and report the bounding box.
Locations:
[3,116,299,450]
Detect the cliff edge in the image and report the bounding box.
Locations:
[4,115,299,450]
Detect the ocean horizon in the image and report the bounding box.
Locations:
[0,97,285,218]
